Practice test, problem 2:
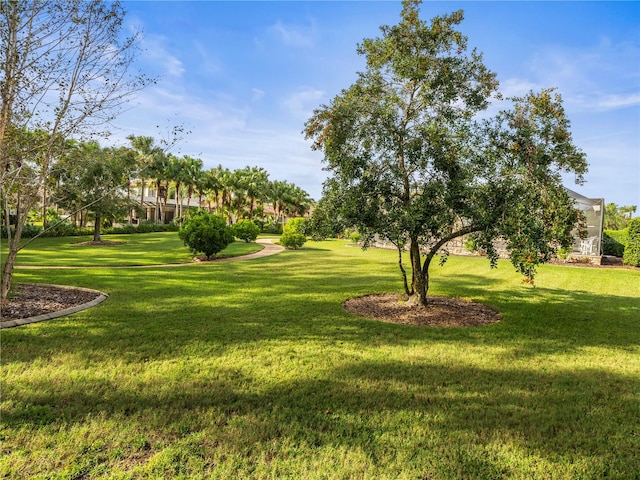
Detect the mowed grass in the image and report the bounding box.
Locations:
[1,231,263,267]
[1,238,639,479]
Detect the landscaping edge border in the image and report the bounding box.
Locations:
[0,284,109,329]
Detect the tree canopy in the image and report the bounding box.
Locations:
[305,0,588,305]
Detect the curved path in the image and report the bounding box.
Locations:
[4,239,285,328]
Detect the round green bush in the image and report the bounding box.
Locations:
[178,212,234,260]
[283,218,307,235]
[279,231,306,249]
[622,218,640,267]
[232,219,260,243]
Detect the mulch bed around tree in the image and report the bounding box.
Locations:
[0,283,102,321]
[343,293,502,327]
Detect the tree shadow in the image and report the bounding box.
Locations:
[2,358,637,478]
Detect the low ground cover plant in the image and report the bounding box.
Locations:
[1,240,638,478]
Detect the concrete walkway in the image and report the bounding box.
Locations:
[3,239,285,328]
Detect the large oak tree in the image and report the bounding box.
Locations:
[305,0,587,305]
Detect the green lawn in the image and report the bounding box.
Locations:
[1,238,639,479]
[1,232,263,267]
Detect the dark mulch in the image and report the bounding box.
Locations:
[1,284,102,321]
[343,293,502,327]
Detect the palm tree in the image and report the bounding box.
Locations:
[268,179,292,227]
[127,135,162,220]
[182,156,203,217]
[146,151,170,222]
[235,166,269,220]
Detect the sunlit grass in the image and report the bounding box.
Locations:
[1,239,639,478]
[1,232,263,267]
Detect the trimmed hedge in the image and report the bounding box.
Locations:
[602,229,627,257]
[622,218,640,267]
[1,221,178,239]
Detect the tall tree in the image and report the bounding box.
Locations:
[305,0,587,305]
[0,0,151,301]
[147,151,170,223]
[235,166,269,220]
[127,135,162,214]
[181,155,203,218]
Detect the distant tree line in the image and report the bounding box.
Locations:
[3,132,314,241]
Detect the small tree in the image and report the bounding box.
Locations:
[305,0,587,305]
[280,218,307,249]
[232,219,260,243]
[179,212,234,260]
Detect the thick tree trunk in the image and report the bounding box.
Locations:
[409,237,428,306]
[93,213,101,242]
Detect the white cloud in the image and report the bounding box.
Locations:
[282,87,325,119]
[252,88,265,102]
[141,33,185,78]
[498,78,541,98]
[525,38,640,112]
[590,92,640,110]
[269,20,316,48]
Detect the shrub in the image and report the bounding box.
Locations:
[602,230,627,257]
[232,220,260,243]
[283,218,307,236]
[622,218,640,267]
[350,231,361,244]
[1,223,43,239]
[279,231,306,249]
[279,218,307,249]
[178,212,234,260]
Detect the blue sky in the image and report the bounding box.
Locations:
[112,1,640,207]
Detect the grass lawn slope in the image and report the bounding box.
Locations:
[1,238,639,479]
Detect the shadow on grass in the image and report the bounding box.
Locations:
[2,357,638,478]
[4,253,640,366]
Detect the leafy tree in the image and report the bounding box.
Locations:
[178,211,234,260]
[308,196,345,240]
[305,0,587,305]
[0,0,151,301]
[604,203,637,230]
[232,219,260,243]
[50,141,136,241]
